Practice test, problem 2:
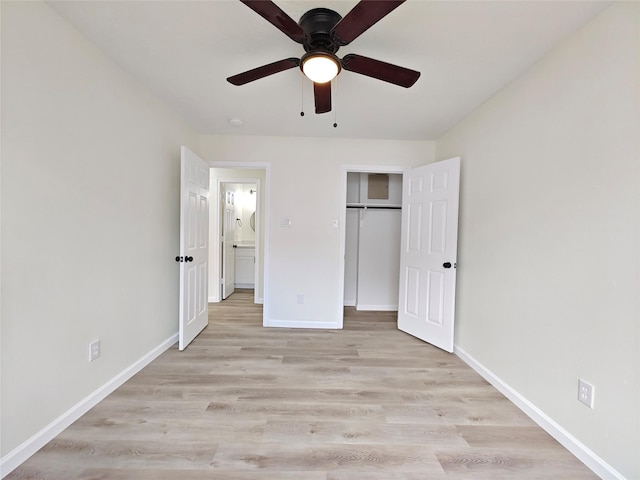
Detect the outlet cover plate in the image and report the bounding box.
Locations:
[89,340,101,362]
[578,379,594,408]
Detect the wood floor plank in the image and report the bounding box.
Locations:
[11,438,218,477]
[327,472,451,480]
[77,469,327,480]
[455,425,565,450]
[383,398,535,426]
[436,447,594,477]
[6,290,597,479]
[261,420,469,447]
[205,400,385,422]
[211,442,445,473]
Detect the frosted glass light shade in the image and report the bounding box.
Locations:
[302,54,340,83]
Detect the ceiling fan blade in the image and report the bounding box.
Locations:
[227,58,300,86]
[341,54,420,88]
[240,1,305,44]
[314,82,332,114]
[332,0,405,46]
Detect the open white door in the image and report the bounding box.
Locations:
[397,157,460,352]
[221,186,236,299]
[179,146,209,350]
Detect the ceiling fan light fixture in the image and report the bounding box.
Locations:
[301,52,341,84]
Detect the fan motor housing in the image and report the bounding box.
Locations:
[299,8,342,53]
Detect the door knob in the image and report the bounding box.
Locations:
[185,256,194,262]
[175,256,183,262]
[443,262,452,269]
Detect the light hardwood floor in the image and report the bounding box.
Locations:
[8,290,597,479]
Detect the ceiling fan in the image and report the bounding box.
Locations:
[227,0,420,114]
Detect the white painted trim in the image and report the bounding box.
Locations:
[337,167,349,329]
[356,304,398,311]
[261,165,271,328]
[0,333,178,479]
[234,283,255,289]
[342,164,409,175]
[208,161,270,169]
[454,345,627,480]
[266,319,341,329]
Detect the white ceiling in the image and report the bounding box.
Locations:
[48,0,609,141]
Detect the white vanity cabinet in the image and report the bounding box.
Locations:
[234,245,255,288]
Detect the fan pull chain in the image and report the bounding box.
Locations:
[333,77,338,128]
[300,76,305,117]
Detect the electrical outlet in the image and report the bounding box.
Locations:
[89,340,101,362]
[578,379,595,408]
[296,294,304,305]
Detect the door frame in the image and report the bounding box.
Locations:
[208,162,270,325]
[338,164,408,329]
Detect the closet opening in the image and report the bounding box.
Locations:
[343,171,403,314]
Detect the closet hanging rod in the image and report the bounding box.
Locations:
[346,205,401,210]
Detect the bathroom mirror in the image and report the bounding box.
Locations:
[250,211,256,231]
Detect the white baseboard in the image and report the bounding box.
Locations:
[211,294,261,303]
[356,304,398,311]
[454,345,626,480]
[265,319,341,329]
[0,333,178,479]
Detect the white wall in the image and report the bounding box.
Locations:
[356,209,401,310]
[436,3,639,478]
[199,136,435,327]
[1,0,198,467]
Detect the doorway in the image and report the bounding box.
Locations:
[339,159,460,352]
[209,167,268,306]
[344,171,403,310]
[338,165,406,328]
[220,181,258,300]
